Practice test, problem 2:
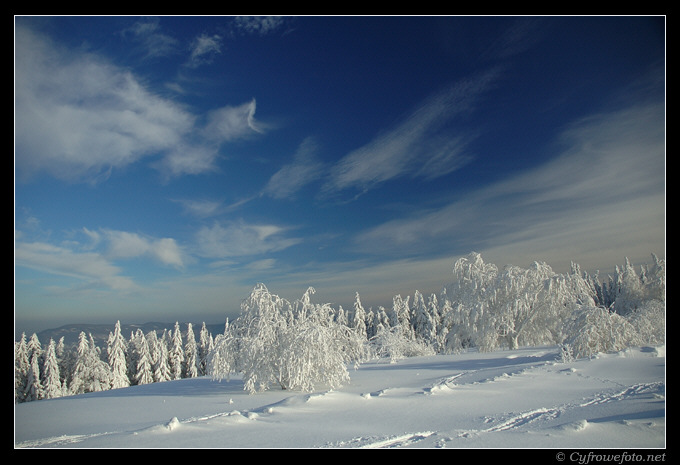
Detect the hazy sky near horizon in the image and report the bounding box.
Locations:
[15,16,665,335]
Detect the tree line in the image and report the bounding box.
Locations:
[15,321,216,403]
[16,252,665,402]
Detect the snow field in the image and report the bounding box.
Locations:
[15,345,664,449]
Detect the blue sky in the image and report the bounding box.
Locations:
[15,16,665,335]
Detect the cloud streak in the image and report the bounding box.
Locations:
[15,241,137,292]
[263,137,325,199]
[195,221,301,259]
[352,100,665,271]
[323,71,497,196]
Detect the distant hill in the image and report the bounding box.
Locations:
[34,322,227,349]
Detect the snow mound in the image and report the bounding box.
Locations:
[165,417,181,431]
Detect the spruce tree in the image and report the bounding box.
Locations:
[108,321,130,389]
[169,322,185,380]
[198,322,214,376]
[15,333,30,403]
[154,330,172,382]
[41,339,63,399]
[184,323,198,378]
[135,331,154,385]
[25,351,43,402]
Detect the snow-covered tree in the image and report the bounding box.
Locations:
[389,294,413,340]
[169,322,185,380]
[25,350,43,402]
[626,299,665,346]
[15,333,30,403]
[367,306,389,340]
[412,290,437,346]
[69,332,90,396]
[211,284,361,394]
[108,321,130,389]
[27,333,43,367]
[70,332,112,395]
[126,330,141,384]
[369,324,435,363]
[135,331,154,385]
[41,339,63,399]
[441,253,498,353]
[154,330,172,383]
[198,322,214,376]
[562,305,641,359]
[184,323,198,378]
[351,292,367,340]
[335,305,349,327]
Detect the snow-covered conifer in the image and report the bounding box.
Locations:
[169,322,185,380]
[25,351,43,402]
[352,292,367,340]
[27,333,43,367]
[135,331,154,385]
[184,323,198,378]
[412,290,436,345]
[15,333,30,403]
[41,339,63,399]
[154,330,172,383]
[69,332,90,395]
[198,322,213,376]
[108,321,130,389]
[88,334,112,392]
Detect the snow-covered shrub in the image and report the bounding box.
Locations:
[626,299,665,345]
[369,325,435,363]
[562,305,641,359]
[210,284,364,394]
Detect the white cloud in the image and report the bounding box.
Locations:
[196,221,301,258]
[231,16,288,36]
[323,72,496,196]
[102,229,185,268]
[173,199,224,218]
[203,99,265,142]
[154,144,221,178]
[122,17,180,59]
[263,137,325,199]
[15,241,137,292]
[186,33,222,68]
[14,24,265,183]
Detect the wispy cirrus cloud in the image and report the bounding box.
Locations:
[323,70,497,197]
[121,17,180,59]
[203,98,265,141]
[263,137,325,199]
[352,99,665,272]
[186,33,222,68]
[230,16,290,36]
[14,23,264,183]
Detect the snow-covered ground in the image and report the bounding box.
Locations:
[14,345,665,449]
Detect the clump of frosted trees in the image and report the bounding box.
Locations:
[209,285,367,394]
[209,252,664,393]
[16,252,665,401]
[14,321,215,403]
[439,253,665,360]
